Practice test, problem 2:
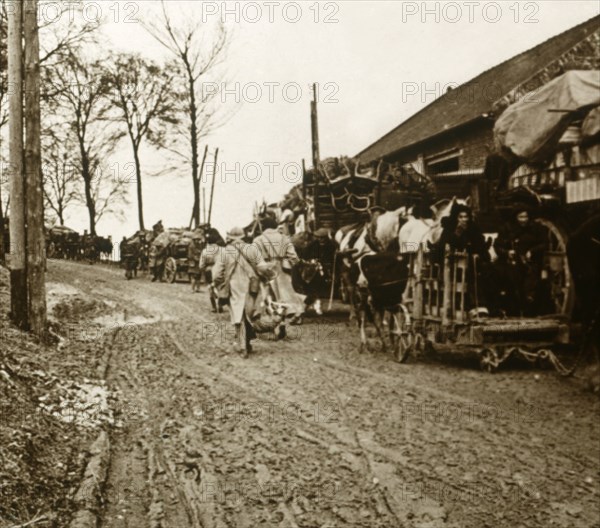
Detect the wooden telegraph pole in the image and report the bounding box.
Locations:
[8,0,27,329]
[310,83,320,230]
[7,0,46,337]
[207,147,219,226]
[24,0,46,336]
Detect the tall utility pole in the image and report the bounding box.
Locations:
[8,0,27,329]
[310,83,320,230]
[7,0,45,337]
[24,0,46,336]
[207,147,219,226]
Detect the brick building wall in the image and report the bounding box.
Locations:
[376,28,600,202]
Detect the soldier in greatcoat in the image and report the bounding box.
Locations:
[253,217,305,322]
[212,227,280,357]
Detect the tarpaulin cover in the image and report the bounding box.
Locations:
[582,107,600,140]
[50,225,77,235]
[125,229,153,247]
[152,229,193,248]
[494,70,600,162]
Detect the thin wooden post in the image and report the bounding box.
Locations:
[8,0,27,329]
[442,246,452,327]
[413,245,424,324]
[310,84,320,229]
[208,147,219,225]
[24,0,46,338]
[376,159,384,207]
[197,144,208,225]
[301,159,307,200]
[202,187,206,224]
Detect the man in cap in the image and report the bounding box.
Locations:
[253,217,305,323]
[494,205,546,316]
[212,227,278,357]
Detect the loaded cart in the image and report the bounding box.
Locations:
[150,229,194,283]
[163,229,194,283]
[395,246,575,374]
[482,70,600,316]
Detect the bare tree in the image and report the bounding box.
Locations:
[105,53,179,230]
[44,53,126,235]
[42,129,79,225]
[0,0,100,131]
[0,0,100,243]
[143,0,230,228]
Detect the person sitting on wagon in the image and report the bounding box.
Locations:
[436,204,490,315]
[494,206,546,316]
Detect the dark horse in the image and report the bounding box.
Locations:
[567,213,600,361]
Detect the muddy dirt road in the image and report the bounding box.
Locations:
[47,260,600,528]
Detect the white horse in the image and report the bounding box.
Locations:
[398,197,470,254]
[334,207,409,316]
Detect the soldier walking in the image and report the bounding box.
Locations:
[212,227,279,357]
[253,217,305,324]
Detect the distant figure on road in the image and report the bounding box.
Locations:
[120,236,137,280]
[188,233,204,293]
[200,231,224,312]
[149,239,166,282]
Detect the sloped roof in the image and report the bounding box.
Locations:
[357,15,600,162]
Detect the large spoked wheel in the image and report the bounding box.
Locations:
[164,257,177,284]
[535,218,574,316]
[389,311,414,363]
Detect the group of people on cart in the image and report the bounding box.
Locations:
[434,202,549,318]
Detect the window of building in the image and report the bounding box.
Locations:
[425,148,462,175]
[427,156,459,175]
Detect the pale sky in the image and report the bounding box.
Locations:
[31,1,600,240]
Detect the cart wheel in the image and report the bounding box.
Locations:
[164,257,177,284]
[480,347,499,373]
[535,218,574,316]
[390,312,413,363]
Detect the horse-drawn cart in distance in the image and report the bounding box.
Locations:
[151,228,194,283]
